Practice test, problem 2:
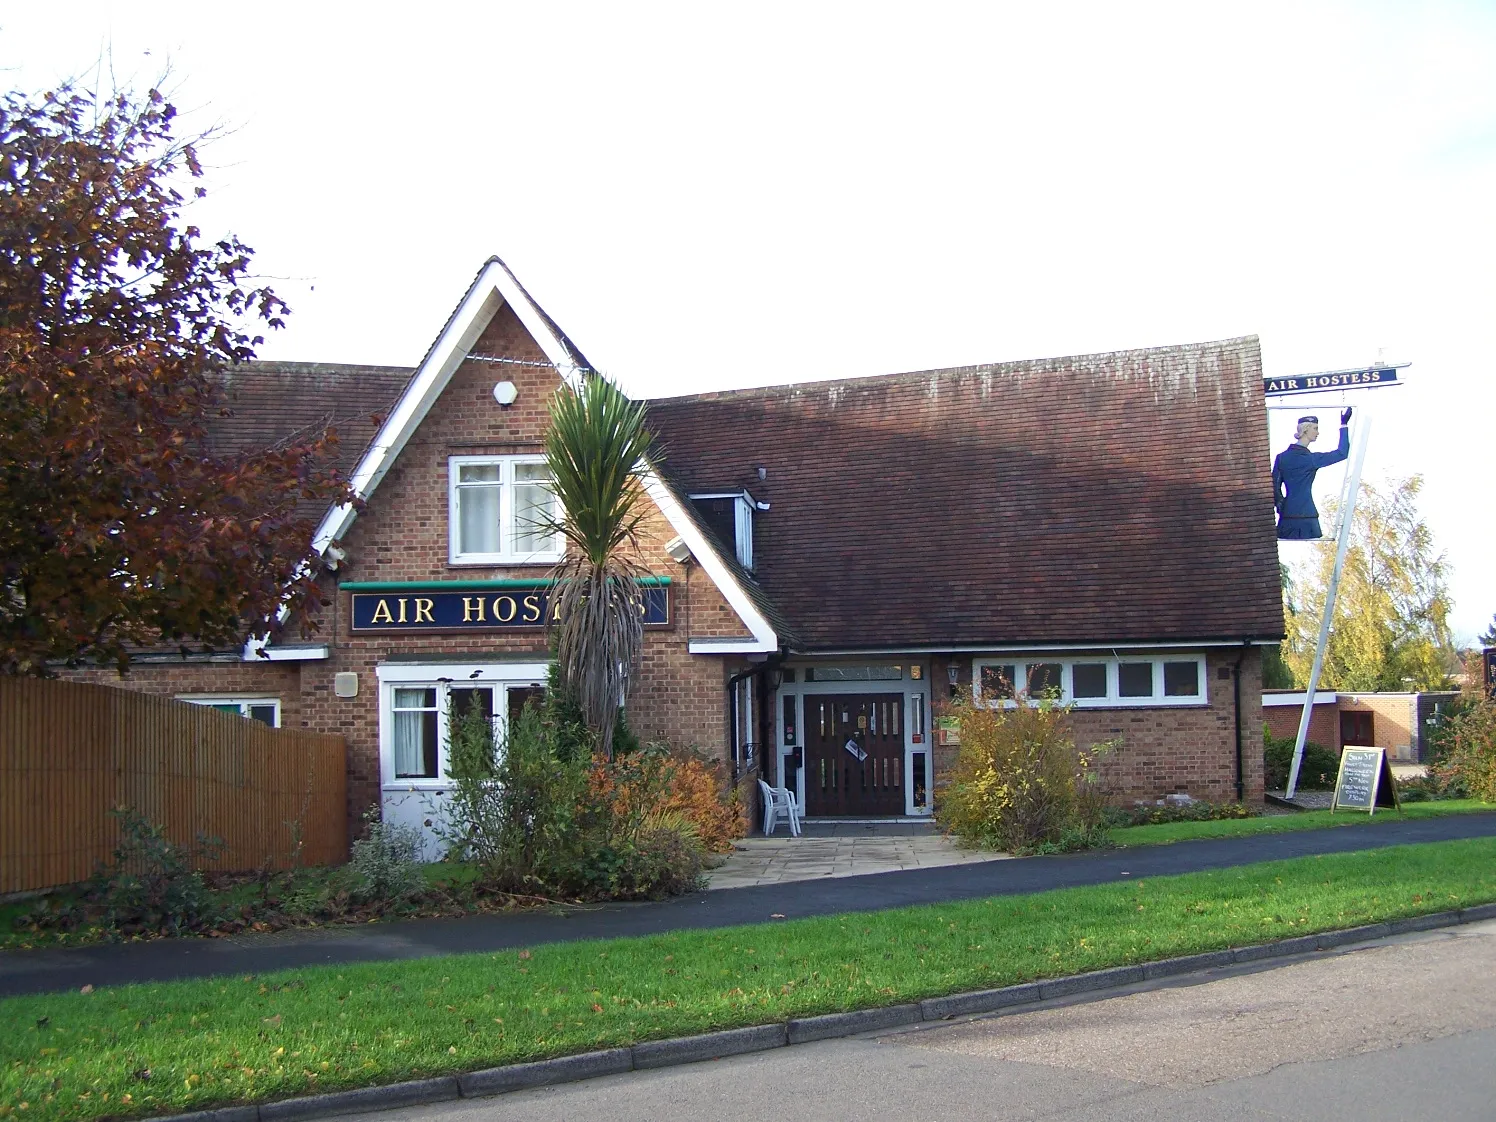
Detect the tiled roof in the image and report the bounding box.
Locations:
[650,463,800,649]
[206,361,415,479]
[646,337,1285,652]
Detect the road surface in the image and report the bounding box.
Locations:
[360,918,1496,1121]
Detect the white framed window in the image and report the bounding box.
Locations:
[973,656,1207,709]
[449,455,563,565]
[689,491,758,570]
[377,663,548,786]
[179,696,280,727]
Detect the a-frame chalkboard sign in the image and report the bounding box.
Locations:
[1331,747,1401,815]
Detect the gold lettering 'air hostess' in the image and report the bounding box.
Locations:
[462,596,485,622]
[494,595,518,623]
[371,598,394,624]
[521,593,542,623]
[414,598,435,624]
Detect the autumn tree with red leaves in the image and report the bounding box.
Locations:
[0,82,350,673]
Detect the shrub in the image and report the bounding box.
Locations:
[1263,727,1340,790]
[654,751,747,854]
[935,698,1114,853]
[1103,800,1258,828]
[438,691,723,900]
[1434,693,1496,802]
[100,808,222,934]
[347,808,426,905]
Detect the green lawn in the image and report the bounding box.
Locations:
[1109,800,1494,847]
[4,837,1495,1122]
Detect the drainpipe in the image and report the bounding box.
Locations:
[1233,644,1248,802]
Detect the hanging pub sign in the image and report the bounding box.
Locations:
[345,581,670,633]
[1271,407,1353,540]
[1262,366,1402,396]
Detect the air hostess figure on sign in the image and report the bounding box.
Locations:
[1272,408,1351,539]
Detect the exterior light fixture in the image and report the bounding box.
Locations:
[493,380,518,407]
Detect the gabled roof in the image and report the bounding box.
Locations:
[255,256,779,657]
[647,336,1285,652]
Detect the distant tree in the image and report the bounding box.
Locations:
[1262,561,1297,688]
[1283,476,1457,691]
[1479,613,1496,648]
[0,81,350,674]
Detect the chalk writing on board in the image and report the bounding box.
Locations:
[1336,748,1379,809]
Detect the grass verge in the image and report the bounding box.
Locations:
[1109,800,1494,847]
[4,836,1496,1122]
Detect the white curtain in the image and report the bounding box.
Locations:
[457,465,502,554]
[393,688,434,777]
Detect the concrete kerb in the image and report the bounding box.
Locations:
[150,907,1495,1122]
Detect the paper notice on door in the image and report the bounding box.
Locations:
[844,739,868,761]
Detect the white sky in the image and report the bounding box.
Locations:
[4,1,1493,641]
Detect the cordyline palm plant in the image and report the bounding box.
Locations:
[543,373,656,760]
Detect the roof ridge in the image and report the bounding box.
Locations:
[645,334,1261,405]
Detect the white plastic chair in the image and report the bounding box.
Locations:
[758,778,802,836]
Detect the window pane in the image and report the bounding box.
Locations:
[208,702,241,714]
[513,462,550,482]
[1163,661,1200,697]
[394,688,436,709]
[458,482,502,555]
[1118,662,1154,697]
[1026,663,1062,698]
[449,687,494,722]
[248,704,278,727]
[458,463,501,483]
[1072,663,1108,699]
[980,664,1016,701]
[393,709,438,778]
[512,482,557,553]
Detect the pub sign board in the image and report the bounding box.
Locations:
[1262,367,1401,396]
[1331,746,1400,815]
[349,583,670,633]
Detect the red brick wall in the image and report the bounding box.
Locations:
[930,649,1264,806]
[1263,698,1339,751]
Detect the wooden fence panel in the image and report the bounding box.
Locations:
[0,678,347,895]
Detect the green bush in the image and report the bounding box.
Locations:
[1102,800,1258,828]
[1263,726,1340,790]
[347,808,426,905]
[438,693,713,900]
[1434,693,1496,803]
[935,698,1115,853]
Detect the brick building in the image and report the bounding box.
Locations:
[74,257,1284,849]
[1263,690,1460,761]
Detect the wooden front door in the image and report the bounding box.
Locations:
[805,693,905,816]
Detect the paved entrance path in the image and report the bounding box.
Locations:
[2,812,1493,997]
[705,826,1007,889]
[364,919,1496,1122]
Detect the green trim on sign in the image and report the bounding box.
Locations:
[338,577,672,591]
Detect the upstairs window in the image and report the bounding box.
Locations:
[449,455,562,565]
[690,491,759,570]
